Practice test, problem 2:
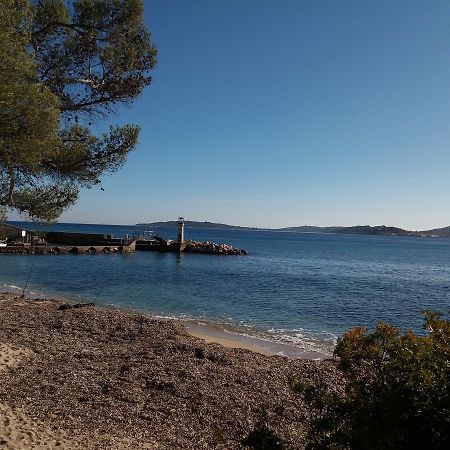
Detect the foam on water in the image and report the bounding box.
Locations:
[2,283,22,293]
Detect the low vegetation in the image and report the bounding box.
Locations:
[304,311,450,450]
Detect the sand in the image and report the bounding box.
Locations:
[185,325,273,355]
[0,304,160,449]
[0,403,85,450]
[0,343,32,372]
[185,322,326,359]
[0,293,343,449]
[0,343,84,449]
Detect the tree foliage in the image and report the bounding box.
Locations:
[307,312,450,450]
[0,0,156,220]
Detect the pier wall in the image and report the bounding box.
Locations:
[45,232,114,246]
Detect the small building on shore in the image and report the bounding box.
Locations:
[0,223,33,244]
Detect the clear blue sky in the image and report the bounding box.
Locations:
[47,1,450,228]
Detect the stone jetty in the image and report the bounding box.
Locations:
[135,238,248,255]
[0,222,248,256]
[0,243,136,255]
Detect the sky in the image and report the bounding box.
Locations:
[26,1,450,228]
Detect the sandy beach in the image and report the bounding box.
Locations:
[0,292,343,449]
[184,322,326,359]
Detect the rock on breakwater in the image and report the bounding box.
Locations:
[184,240,248,255]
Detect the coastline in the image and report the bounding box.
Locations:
[0,292,343,449]
[184,321,327,359]
[1,282,332,359]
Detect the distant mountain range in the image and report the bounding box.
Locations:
[136,221,450,238]
[278,225,416,235]
[136,220,261,230]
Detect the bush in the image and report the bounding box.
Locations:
[307,311,450,450]
[242,423,284,450]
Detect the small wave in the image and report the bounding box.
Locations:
[2,283,22,291]
[182,318,335,356]
[263,327,337,354]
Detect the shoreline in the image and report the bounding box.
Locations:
[1,284,332,360]
[0,292,344,448]
[0,291,327,361]
[184,321,327,359]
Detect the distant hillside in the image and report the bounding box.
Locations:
[279,225,418,236]
[422,226,450,238]
[338,225,416,236]
[136,221,450,237]
[136,220,260,230]
[279,226,341,233]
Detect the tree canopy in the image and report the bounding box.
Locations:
[0,0,156,221]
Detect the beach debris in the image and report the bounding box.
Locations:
[0,294,344,449]
[58,301,95,311]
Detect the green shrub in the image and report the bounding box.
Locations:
[307,311,450,450]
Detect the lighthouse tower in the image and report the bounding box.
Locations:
[177,217,185,244]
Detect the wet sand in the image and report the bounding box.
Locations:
[185,322,327,360]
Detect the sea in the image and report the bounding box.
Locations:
[1,221,450,355]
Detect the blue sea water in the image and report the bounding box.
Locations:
[1,221,450,354]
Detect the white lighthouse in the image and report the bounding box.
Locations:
[177,217,185,244]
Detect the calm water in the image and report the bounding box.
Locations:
[1,221,450,354]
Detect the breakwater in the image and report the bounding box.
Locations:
[136,237,247,255]
[0,243,135,255]
[0,237,246,256]
[184,240,247,255]
[0,223,247,256]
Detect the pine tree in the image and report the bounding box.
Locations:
[0,0,157,220]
